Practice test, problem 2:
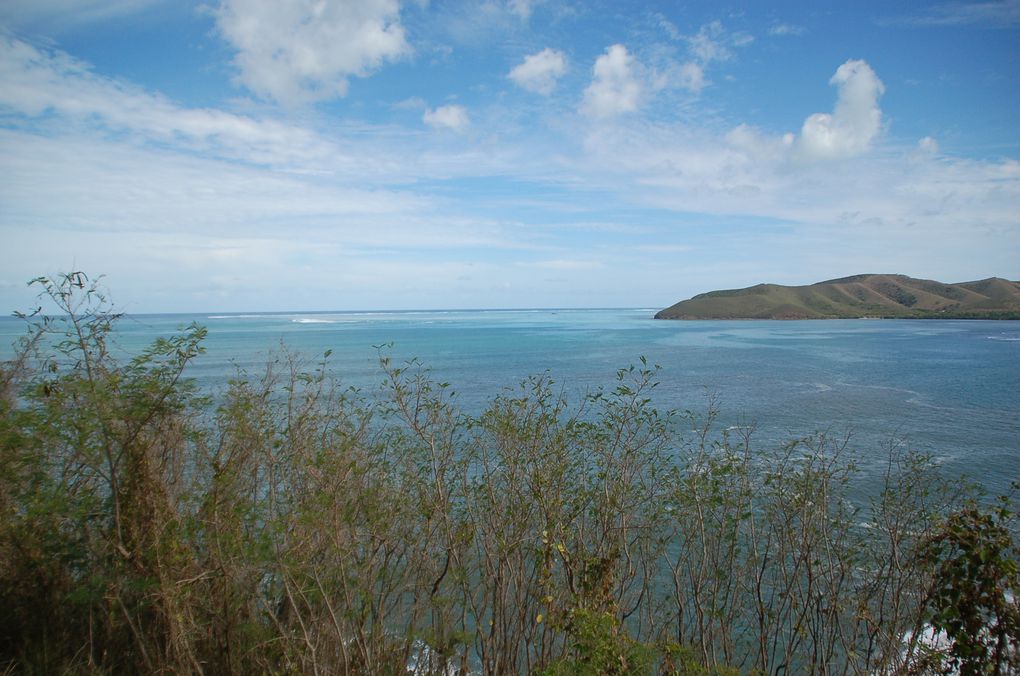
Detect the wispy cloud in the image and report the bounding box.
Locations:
[507,0,545,20]
[0,6,1016,312]
[883,0,1020,27]
[0,35,339,167]
[918,136,939,154]
[0,0,165,29]
[667,21,755,94]
[687,20,745,63]
[519,259,603,270]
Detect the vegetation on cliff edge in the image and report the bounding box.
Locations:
[2,273,1018,674]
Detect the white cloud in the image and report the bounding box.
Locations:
[393,96,427,110]
[687,21,735,63]
[215,0,411,105]
[687,21,753,62]
[666,22,753,93]
[889,0,1020,27]
[0,25,1015,312]
[0,125,528,312]
[673,61,706,93]
[581,44,643,118]
[919,136,940,154]
[768,23,806,36]
[508,48,567,95]
[507,0,539,19]
[521,259,603,270]
[0,130,427,237]
[655,14,683,41]
[575,117,1020,269]
[0,0,163,29]
[423,104,470,131]
[794,59,886,162]
[0,35,338,167]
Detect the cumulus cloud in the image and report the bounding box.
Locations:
[794,59,886,161]
[919,136,939,154]
[215,0,411,105]
[577,113,1020,266]
[508,48,567,95]
[423,104,470,131]
[581,44,643,118]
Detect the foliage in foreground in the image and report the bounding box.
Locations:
[1,273,1018,674]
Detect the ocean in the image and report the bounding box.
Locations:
[2,309,1018,495]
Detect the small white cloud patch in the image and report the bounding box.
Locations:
[215,0,411,105]
[768,23,806,36]
[507,0,537,20]
[423,104,470,131]
[919,136,939,154]
[687,21,735,63]
[675,61,706,93]
[509,48,567,95]
[795,59,886,161]
[581,44,642,118]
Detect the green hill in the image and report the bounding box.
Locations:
[654,274,1020,319]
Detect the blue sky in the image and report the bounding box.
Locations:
[1,0,1018,312]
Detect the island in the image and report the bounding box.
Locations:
[654,274,1020,320]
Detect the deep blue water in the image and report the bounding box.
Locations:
[2,309,1018,495]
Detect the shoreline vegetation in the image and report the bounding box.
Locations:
[2,273,1019,674]
[655,274,1020,320]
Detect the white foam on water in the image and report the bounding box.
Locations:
[207,314,274,319]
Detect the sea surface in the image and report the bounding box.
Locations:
[2,309,1018,495]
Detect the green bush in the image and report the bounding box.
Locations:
[914,495,1020,674]
[1,273,1017,674]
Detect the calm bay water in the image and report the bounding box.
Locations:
[2,309,1018,494]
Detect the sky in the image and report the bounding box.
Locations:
[1,0,1018,313]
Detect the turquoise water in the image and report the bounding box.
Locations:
[3,309,1018,494]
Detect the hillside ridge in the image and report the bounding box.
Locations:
[655,274,1020,320]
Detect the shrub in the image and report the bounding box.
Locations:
[1,273,1016,674]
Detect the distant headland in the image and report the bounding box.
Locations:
[655,274,1020,320]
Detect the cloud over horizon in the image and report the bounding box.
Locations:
[0,1,1016,311]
